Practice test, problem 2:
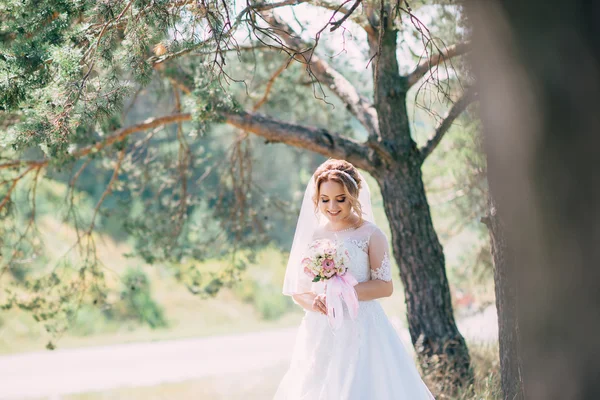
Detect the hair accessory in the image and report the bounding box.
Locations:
[317,169,359,190]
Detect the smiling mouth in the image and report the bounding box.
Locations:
[328,211,341,216]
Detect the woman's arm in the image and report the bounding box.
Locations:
[354,278,393,301]
[354,228,394,301]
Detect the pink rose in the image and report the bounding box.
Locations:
[322,259,335,270]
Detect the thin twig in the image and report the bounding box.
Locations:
[419,89,477,162]
[252,57,291,111]
[86,148,126,235]
[329,0,362,32]
[0,165,38,211]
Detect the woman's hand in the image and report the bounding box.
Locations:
[312,293,328,315]
[291,292,327,314]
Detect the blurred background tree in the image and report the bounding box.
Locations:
[468,0,600,398]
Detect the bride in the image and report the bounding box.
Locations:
[274,159,435,400]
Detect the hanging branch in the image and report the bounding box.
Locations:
[419,89,478,162]
[172,84,192,239]
[406,41,471,87]
[0,165,40,212]
[252,57,292,111]
[86,148,127,235]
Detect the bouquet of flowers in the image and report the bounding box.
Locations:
[301,239,350,282]
[302,239,359,329]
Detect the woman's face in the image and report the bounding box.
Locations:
[318,180,353,223]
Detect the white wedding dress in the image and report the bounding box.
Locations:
[274,221,435,400]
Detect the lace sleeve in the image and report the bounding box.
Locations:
[368,228,393,282]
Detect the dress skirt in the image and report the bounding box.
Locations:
[274,301,435,400]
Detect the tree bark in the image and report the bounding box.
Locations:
[222,110,372,170]
[368,13,472,390]
[374,164,471,391]
[468,1,600,398]
[483,194,524,400]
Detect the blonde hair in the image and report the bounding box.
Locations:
[312,159,363,224]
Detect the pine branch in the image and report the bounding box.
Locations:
[261,12,379,136]
[221,110,372,171]
[150,1,313,66]
[0,114,193,171]
[2,110,373,176]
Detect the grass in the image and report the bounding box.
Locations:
[452,342,501,400]
[421,341,501,400]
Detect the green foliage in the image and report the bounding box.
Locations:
[69,304,111,337]
[0,1,80,107]
[190,62,237,126]
[1,0,170,161]
[230,247,296,320]
[254,285,294,320]
[116,267,167,329]
[0,240,303,354]
[232,279,295,320]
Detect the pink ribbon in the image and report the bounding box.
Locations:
[325,271,359,330]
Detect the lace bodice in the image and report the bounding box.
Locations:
[311,221,393,284]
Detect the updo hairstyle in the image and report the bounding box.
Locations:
[312,159,364,223]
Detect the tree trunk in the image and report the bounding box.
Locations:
[483,194,524,400]
[468,1,600,398]
[367,11,472,391]
[375,164,471,392]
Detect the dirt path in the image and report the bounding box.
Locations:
[0,306,497,399]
